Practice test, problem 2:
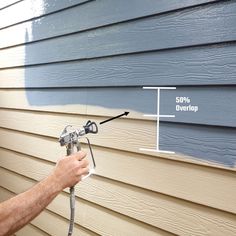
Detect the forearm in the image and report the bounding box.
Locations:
[0,152,88,236]
[0,174,62,236]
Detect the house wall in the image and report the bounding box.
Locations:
[0,0,236,235]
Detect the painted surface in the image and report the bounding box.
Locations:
[1,1,236,235]
[22,86,236,166]
[23,86,236,127]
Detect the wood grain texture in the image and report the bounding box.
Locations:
[1,86,236,128]
[0,108,157,153]
[0,170,165,236]
[1,162,236,236]
[1,43,236,88]
[0,108,236,167]
[0,0,91,29]
[32,210,99,236]
[0,127,236,214]
[0,0,218,49]
[159,122,236,167]
[0,187,14,202]
[16,224,49,236]
[1,1,236,68]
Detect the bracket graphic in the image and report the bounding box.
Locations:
[140,87,176,154]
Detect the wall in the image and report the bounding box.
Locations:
[0,0,236,235]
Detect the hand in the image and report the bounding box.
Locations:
[51,151,89,191]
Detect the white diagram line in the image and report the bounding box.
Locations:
[143,115,175,118]
[156,88,160,150]
[139,148,175,154]
[143,87,176,90]
[140,86,176,154]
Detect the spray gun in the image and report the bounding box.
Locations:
[59,120,98,236]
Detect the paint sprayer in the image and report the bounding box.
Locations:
[59,120,98,236]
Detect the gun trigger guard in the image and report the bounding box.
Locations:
[80,137,96,180]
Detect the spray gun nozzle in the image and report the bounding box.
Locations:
[84,120,98,134]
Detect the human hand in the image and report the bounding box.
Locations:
[51,151,89,191]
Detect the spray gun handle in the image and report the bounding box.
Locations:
[59,121,97,180]
[66,142,80,156]
[66,139,95,180]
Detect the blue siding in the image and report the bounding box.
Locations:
[160,123,236,168]
[1,1,236,68]
[1,43,234,87]
[0,0,218,49]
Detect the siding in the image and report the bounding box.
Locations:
[0,1,236,236]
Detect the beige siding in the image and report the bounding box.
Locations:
[0,127,236,215]
[1,128,236,235]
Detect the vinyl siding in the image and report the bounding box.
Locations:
[0,0,236,235]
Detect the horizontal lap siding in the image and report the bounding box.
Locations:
[0,1,22,11]
[0,43,236,87]
[0,0,218,49]
[0,108,236,167]
[0,0,91,29]
[1,44,236,88]
[0,127,236,214]
[1,156,236,236]
[0,167,165,236]
[0,87,236,127]
[1,1,236,69]
[0,0,236,235]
